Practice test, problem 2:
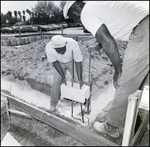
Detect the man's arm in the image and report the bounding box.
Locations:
[95,24,122,88]
[75,61,83,88]
[53,61,66,84]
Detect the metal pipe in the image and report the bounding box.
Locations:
[88,48,91,86]
[85,46,92,114]
[81,103,84,123]
[71,101,73,117]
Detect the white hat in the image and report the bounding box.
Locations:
[63,1,76,19]
[51,35,66,48]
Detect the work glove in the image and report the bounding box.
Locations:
[113,71,122,89]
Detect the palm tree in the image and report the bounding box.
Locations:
[22,10,25,16]
[59,1,66,10]
[7,11,12,17]
[18,11,21,21]
[31,12,34,18]
[14,10,17,19]
[22,10,26,22]
[26,9,31,24]
[23,15,26,22]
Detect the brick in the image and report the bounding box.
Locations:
[13,39,17,46]
[20,39,23,45]
[10,40,14,46]
[2,41,7,46]
[28,37,32,43]
[34,37,37,41]
[60,81,90,103]
[31,37,34,42]
[6,40,10,46]
[24,38,28,44]
[16,39,20,45]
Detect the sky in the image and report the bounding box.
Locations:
[1,1,149,19]
[1,1,60,19]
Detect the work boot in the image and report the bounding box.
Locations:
[93,121,120,139]
[47,105,56,113]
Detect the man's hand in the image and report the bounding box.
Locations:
[88,43,102,52]
[113,71,122,89]
[62,77,67,85]
[79,80,84,89]
[95,43,102,51]
[41,55,47,62]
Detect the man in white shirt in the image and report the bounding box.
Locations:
[45,35,83,112]
[63,1,149,138]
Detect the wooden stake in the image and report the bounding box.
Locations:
[122,90,142,146]
[130,110,149,146]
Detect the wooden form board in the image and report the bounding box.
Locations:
[1,92,118,146]
[130,110,149,146]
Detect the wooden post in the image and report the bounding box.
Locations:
[122,90,142,146]
[19,28,22,45]
[131,90,142,138]
[40,28,42,39]
[130,110,149,146]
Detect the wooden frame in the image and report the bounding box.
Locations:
[122,89,149,146]
[130,111,149,146]
[1,91,148,146]
[1,92,118,146]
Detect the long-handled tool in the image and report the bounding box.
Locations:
[71,50,74,117]
[61,47,92,123]
[71,50,85,123]
[71,46,93,122]
[84,46,93,114]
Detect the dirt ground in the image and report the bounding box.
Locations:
[1,36,149,146]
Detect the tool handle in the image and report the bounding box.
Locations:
[72,50,74,87]
[88,48,91,87]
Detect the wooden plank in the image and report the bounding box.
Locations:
[122,91,139,146]
[1,92,118,146]
[9,109,32,119]
[130,111,149,146]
